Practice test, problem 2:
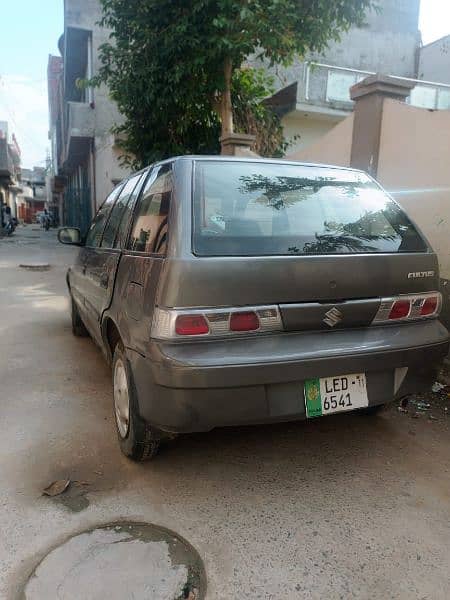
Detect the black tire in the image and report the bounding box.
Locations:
[71,296,89,337]
[112,343,161,461]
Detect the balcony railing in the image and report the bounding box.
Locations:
[302,62,450,112]
[65,101,94,142]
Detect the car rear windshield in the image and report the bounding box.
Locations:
[192,161,427,256]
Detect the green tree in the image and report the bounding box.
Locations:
[232,67,288,158]
[232,66,289,156]
[94,0,377,166]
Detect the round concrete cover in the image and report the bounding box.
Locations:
[19,262,51,271]
[24,523,205,600]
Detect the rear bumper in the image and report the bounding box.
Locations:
[128,320,449,433]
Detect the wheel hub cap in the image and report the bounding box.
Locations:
[114,359,130,438]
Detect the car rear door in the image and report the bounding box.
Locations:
[82,173,146,341]
[111,163,173,356]
[71,185,123,322]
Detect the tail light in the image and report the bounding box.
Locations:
[389,300,411,320]
[421,296,439,316]
[373,292,441,324]
[152,306,282,340]
[230,311,259,331]
[175,314,209,336]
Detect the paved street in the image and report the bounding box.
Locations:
[1,227,449,599]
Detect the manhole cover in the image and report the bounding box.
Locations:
[19,263,51,271]
[22,522,206,600]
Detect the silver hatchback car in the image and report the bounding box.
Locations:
[59,157,449,460]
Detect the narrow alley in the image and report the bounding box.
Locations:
[0,227,449,598]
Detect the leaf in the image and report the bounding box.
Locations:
[42,479,71,497]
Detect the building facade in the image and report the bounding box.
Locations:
[419,35,450,85]
[261,0,450,154]
[18,168,47,223]
[47,55,64,226]
[48,0,130,234]
[0,121,22,225]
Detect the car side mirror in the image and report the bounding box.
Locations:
[58,227,82,245]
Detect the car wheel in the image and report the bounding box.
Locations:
[71,296,89,337]
[112,343,161,461]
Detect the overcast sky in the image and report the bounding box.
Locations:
[0,0,449,169]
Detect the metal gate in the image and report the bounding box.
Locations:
[64,185,92,237]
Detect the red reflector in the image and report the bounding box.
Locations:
[175,315,209,335]
[230,311,259,332]
[420,296,438,316]
[389,300,411,320]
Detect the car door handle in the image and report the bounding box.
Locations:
[100,272,109,288]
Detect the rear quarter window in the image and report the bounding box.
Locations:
[128,164,172,254]
[192,161,427,256]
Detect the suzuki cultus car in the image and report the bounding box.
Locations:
[59,157,449,460]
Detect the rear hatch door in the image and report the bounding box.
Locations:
[161,159,438,331]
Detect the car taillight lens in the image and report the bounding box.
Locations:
[420,296,438,316]
[152,306,282,340]
[230,311,259,332]
[373,292,441,324]
[175,314,209,336]
[389,300,411,320]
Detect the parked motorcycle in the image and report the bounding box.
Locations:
[5,219,16,236]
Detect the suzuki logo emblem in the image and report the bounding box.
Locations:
[323,307,343,328]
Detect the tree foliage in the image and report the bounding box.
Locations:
[232,68,288,158]
[94,0,377,167]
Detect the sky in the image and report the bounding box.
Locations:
[0,0,449,169]
[0,1,63,169]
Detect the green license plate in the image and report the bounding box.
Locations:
[304,373,368,418]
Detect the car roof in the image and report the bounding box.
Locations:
[171,155,366,175]
[122,155,368,185]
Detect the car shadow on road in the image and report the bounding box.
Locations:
[161,409,399,469]
[139,409,412,500]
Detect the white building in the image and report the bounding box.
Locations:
[262,0,450,155]
[0,121,22,221]
[419,35,450,85]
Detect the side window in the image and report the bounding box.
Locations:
[84,185,123,248]
[101,173,144,249]
[114,172,148,249]
[128,164,172,254]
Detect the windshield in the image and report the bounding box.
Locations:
[192,161,427,256]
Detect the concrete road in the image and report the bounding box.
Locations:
[1,227,449,599]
